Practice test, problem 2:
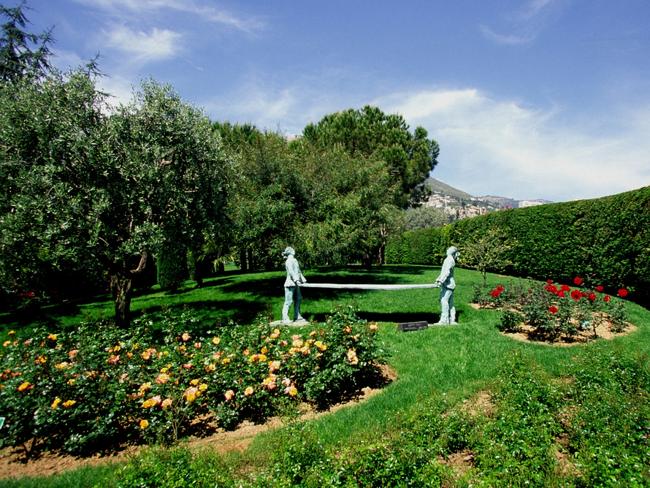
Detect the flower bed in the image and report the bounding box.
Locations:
[474,277,631,343]
[0,307,384,457]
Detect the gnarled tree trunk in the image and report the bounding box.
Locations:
[109,252,148,328]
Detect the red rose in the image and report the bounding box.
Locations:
[545,284,558,294]
[549,305,559,314]
[617,288,629,298]
[595,285,604,292]
[561,284,571,292]
[588,293,596,302]
[570,289,582,301]
[604,295,611,303]
[573,276,583,286]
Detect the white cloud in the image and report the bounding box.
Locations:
[480,0,561,45]
[375,88,650,201]
[74,0,264,33]
[104,25,182,62]
[203,73,364,134]
[479,25,533,46]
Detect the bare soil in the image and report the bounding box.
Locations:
[470,303,637,346]
[0,364,397,481]
[503,321,637,346]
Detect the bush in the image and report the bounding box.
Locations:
[479,277,630,341]
[0,308,384,457]
[498,310,523,333]
[451,187,650,306]
[388,187,650,306]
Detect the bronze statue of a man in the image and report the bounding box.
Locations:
[282,247,307,324]
[434,246,459,324]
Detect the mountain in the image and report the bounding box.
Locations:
[422,178,552,220]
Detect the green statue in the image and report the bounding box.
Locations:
[434,246,459,324]
[282,247,307,324]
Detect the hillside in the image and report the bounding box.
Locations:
[422,177,552,220]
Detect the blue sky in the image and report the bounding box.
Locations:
[22,0,650,202]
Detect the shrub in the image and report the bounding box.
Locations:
[484,278,630,341]
[498,310,523,333]
[0,308,385,457]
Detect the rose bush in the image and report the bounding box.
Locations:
[0,307,384,456]
[488,277,630,341]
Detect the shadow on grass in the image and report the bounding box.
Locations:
[128,298,272,328]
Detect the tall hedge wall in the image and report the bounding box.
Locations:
[386,186,650,305]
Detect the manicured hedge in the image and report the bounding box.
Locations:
[387,187,650,305]
[385,226,450,265]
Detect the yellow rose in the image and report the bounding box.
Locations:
[224,389,235,401]
[17,381,32,392]
[212,336,221,345]
[161,398,173,409]
[155,373,170,384]
[51,397,62,409]
[184,386,199,403]
[142,398,157,409]
[139,419,149,429]
[244,386,254,396]
[63,400,76,408]
[47,333,58,341]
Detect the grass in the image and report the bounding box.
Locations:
[1,265,648,487]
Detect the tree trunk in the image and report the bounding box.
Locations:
[239,248,248,271]
[111,273,133,328]
[109,252,148,328]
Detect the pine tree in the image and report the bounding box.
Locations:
[0,1,52,82]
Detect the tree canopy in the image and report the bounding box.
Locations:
[302,105,439,208]
[0,4,444,324]
[0,1,52,82]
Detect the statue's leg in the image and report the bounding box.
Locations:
[282,287,293,322]
[294,287,304,321]
[439,287,450,324]
[449,291,456,324]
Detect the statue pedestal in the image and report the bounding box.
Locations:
[270,319,309,327]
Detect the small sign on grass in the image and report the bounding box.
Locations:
[397,321,429,332]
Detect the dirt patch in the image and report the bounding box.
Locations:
[503,322,637,347]
[0,364,396,481]
[438,449,475,477]
[458,391,495,418]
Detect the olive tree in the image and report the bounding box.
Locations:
[0,74,231,326]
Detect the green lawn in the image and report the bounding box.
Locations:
[1,265,648,487]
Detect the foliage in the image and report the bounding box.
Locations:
[0,308,384,457]
[384,226,451,265]
[292,145,398,268]
[214,123,299,271]
[0,1,52,82]
[302,105,439,208]
[460,227,515,285]
[482,276,630,341]
[400,205,450,231]
[451,186,650,306]
[387,187,650,307]
[112,350,648,487]
[156,233,188,291]
[498,309,523,333]
[0,75,232,326]
[0,67,108,303]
